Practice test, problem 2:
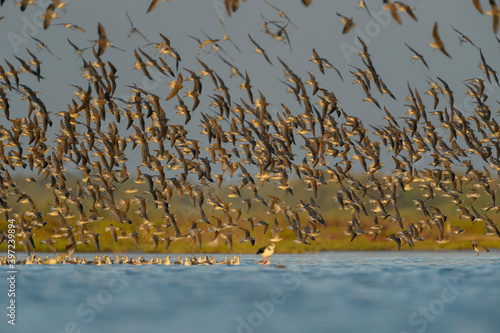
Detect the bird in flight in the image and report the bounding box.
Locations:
[147,0,169,13]
[405,43,430,70]
[429,22,452,58]
[337,12,355,34]
[126,11,149,42]
[93,22,125,56]
[248,34,274,66]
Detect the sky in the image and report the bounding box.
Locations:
[0,0,498,174]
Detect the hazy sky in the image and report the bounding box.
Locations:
[0,0,498,173]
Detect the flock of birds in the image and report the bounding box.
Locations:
[0,253,243,265]
[0,0,498,265]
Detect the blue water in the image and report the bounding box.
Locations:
[1,251,499,333]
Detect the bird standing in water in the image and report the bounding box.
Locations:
[472,241,489,256]
[257,243,276,265]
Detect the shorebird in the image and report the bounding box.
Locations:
[473,0,483,14]
[41,238,57,253]
[126,11,149,42]
[93,22,125,56]
[220,233,234,251]
[64,242,76,257]
[472,241,490,256]
[357,0,373,18]
[248,34,273,66]
[239,227,256,246]
[257,243,276,265]
[105,225,119,242]
[429,22,452,58]
[89,233,101,251]
[386,234,402,251]
[187,34,220,55]
[219,19,241,52]
[264,0,298,29]
[29,34,61,59]
[486,0,500,33]
[310,48,330,75]
[54,23,85,32]
[450,25,477,48]
[405,43,430,70]
[336,13,355,34]
[166,73,184,100]
[146,0,168,13]
[41,3,59,30]
[19,0,36,11]
[344,225,357,242]
[382,1,402,24]
[128,231,141,249]
[450,226,465,235]
[396,2,417,21]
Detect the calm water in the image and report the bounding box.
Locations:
[1,251,499,333]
